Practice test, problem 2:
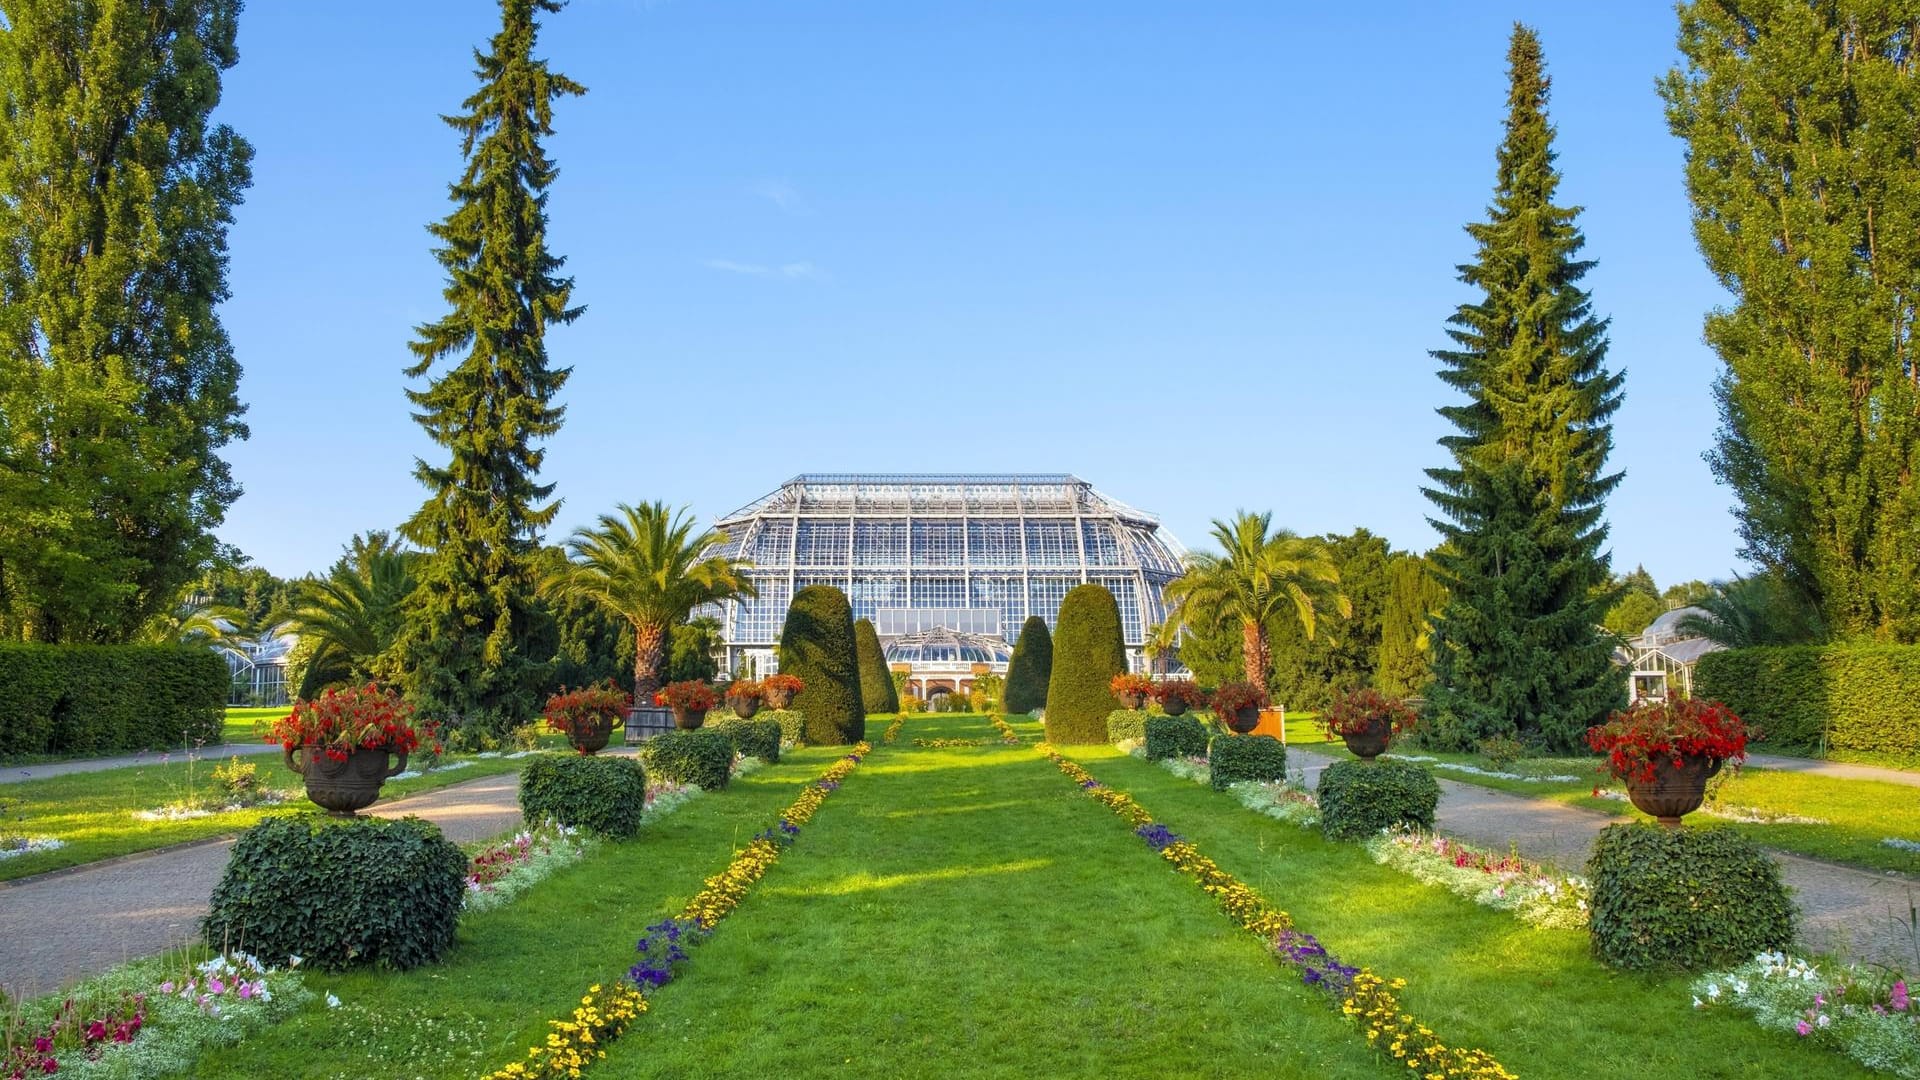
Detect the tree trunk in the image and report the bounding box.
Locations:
[1241,619,1270,690]
[633,621,667,702]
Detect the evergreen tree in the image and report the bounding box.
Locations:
[1042,585,1126,744]
[0,0,252,643]
[1375,553,1447,700]
[778,586,865,745]
[1002,615,1053,714]
[397,0,585,732]
[853,617,899,714]
[1422,25,1626,751]
[1662,2,1920,642]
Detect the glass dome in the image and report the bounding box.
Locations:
[883,627,1015,667]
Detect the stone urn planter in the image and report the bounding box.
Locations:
[672,705,706,730]
[731,698,761,720]
[284,744,407,816]
[567,717,614,755]
[1161,696,1189,717]
[1225,706,1261,734]
[1117,691,1147,711]
[1341,720,1393,761]
[1625,754,1723,828]
[762,686,794,710]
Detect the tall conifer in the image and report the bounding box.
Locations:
[398,0,584,731]
[1422,25,1625,751]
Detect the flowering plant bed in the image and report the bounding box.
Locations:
[1692,952,1915,1077]
[1135,746,1320,827]
[543,683,631,743]
[913,738,987,748]
[1110,673,1155,699]
[883,715,905,743]
[723,679,763,705]
[1365,827,1589,930]
[463,822,597,915]
[652,680,719,712]
[991,715,1022,744]
[1153,680,1208,712]
[1208,680,1268,718]
[1586,696,1748,783]
[1319,688,1416,739]
[260,683,435,760]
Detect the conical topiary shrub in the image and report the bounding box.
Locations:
[778,585,867,745]
[1004,615,1053,714]
[854,617,899,714]
[1043,585,1126,744]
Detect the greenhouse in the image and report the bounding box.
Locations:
[705,474,1187,681]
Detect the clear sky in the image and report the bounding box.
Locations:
[214,0,1735,588]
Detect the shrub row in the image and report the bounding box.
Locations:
[1106,709,1148,745]
[1694,643,1920,759]
[642,729,734,791]
[1208,734,1286,790]
[711,717,781,763]
[1586,823,1795,971]
[0,643,227,759]
[1144,715,1208,761]
[520,754,649,838]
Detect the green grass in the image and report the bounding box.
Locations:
[222,706,286,745]
[0,752,534,882]
[174,714,1871,1078]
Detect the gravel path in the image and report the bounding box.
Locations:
[0,771,528,998]
[1288,746,1920,971]
[0,741,281,785]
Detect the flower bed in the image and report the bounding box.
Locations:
[0,836,65,861]
[913,738,986,748]
[991,715,1022,744]
[883,715,905,744]
[1365,827,1589,930]
[1692,952,1916,1077]
[1135,747,1320,827]
[1391,753,1579,783]
[463,822,597,915]
[1039,744,1516,1080]
[483,745,871,1079]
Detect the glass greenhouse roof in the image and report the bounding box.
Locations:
[882,627,1015,667]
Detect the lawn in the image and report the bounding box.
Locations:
[181,714,1869,1078]
[222,705,286,745]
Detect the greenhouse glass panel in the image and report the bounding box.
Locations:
[1081,521,1124,566]
[851,520,907,567]
[849,575,906,622]
[970,575,1026,631]
[1023,521,1078,566]
[965,519,1023,567]
[1093,575,1142,642]
[1027,575,1079,628]
[913,576,966,608]
[750,521,792,565]
[794,520,851,567]
[911,521,965,566]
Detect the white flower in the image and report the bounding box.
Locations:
[1706,982,1722,1000]
[288,954,303,969]
[1692,997,1704,1009]
[1816,1013,1831,1029]
[325,993,341,1009]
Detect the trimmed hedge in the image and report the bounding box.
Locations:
[1004,615,1053,714]
[642,729,734,791]
[519,754,649,837]
[763,708,806,747]
[1694,643,1920,760]
[853,618,900,715]
[204,816,465,972]
[1318,760,1440,840]
[711,717,781,763]
[1586,823,1795,972]
[1144,715,1209,761]
[0,643,226,759]
[778,586,867,745]
[1106,709,1148,745]
[1208,734,1287,790]
[1043,585,1126,744]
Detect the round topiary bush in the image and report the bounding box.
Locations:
[1106,709,1148,745]
[203,816,465,972]
[1043,585,1126,744]
[711,716,781,763]
[778,585,867,745]
[854,617,900,715]
[1586,823,1796,972]
[1004,615,1053,715]
[1144,715,1209,760]
[1208,734,1287,790]
[641,729,734,791]
[519,753,649,837]
[1317,759,1440,840]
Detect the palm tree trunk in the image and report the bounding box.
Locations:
[633,620,667,701]
[1241,618,1270,690]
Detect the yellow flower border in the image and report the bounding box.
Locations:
[1039,744,1517,1080]
[485,744,872,1079]
[990,714,1022,743]
[883,716,904,743]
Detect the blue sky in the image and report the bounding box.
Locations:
[216,1,1733,588]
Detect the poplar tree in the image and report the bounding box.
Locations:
[1422,25,1626,751]
[0,1,251,643]
[1662,1,1920,642]
[398,0,584,732]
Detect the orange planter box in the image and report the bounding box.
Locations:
[1250,708,1286,741]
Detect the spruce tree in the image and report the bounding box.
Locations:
[1422,25,1626,752]
[397,0,584,733]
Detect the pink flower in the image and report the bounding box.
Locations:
[207,977,225,995]
[1794,1020,1811,1036]
[1892,980,1909,1011]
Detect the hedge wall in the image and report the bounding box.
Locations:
[778,586,866,745]
[0,643,228,759]
[1693,644,1920,760]
[1043,585,1126,744]
[1004,615,1053,715]
[853,617,899,715]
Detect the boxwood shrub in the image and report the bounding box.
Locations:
[763,708,805,747]
[778,586,867,745]
[1694,644,1920,761]
[1208,734,1287,790]
[1318,759,1440,840]
[1106,709,1148,745]
[711,717,781,763]
[203,816,465,972]
[519,754,649,837]
[1043,585,1127,744]
[1144,715,1209,761]
[642,729,734,791]
[1586,823,1795,972]
[1004,615,1053,714]
[0,643,226,759]
[854,617,900,715]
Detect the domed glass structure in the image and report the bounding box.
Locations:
[882,627,1015,667]
[705,474,1186,678]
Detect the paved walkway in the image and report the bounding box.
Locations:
[1745,751,1920,788]
[0,771,527,998]
[1,741,281,785]
[1288,746,1920,971]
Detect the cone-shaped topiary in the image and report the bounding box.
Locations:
[1004,615,1053,714]
[854,617,899,714]
[1043,585,1127,744]
[778,585,867,745]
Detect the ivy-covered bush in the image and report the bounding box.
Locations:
[1208,734,1287,790]
[1004,615,1053,714]
[1586,823,1796,972]
[1317,760,1440,840]
[778,586,866,745]
[0,643,226,759]
[1106,709,1148,745]
[1043,585,1127,744]
[203,817,465,972]
[1144,715,1209,761]
[1694,644,1920,761]
[642,729,734,791]
[853,617,900,714]
[764,708,806,747]
[519,754,649,837]
[711,717,781,763]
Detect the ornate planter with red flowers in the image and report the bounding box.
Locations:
[1320,688,1417,762]
[760,673,804,711]
[266,684,432,816]
[1111,672,1155,711]
[1153,679,1207,717]
[725,680,764,720]
[544,682,632,755]
[1587,696,1748,828]
[656,680,720,730]
[1210,681,1269,735]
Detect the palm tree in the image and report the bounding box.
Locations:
[1675,574,1825,649]
[284,532,418,698]
[1162,511,1351,691]
[546,502,755,703]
